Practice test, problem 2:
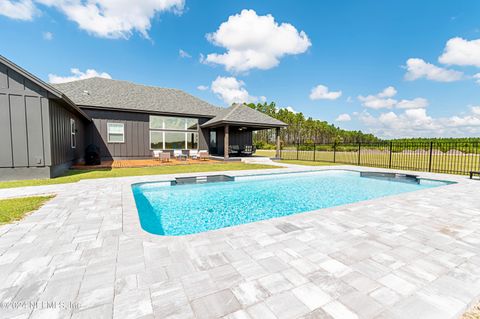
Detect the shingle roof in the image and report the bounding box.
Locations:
[201,103,287,128]
[53,77,222,117]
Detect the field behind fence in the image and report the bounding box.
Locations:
[279,141,480,175]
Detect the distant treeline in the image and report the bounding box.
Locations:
[390,137,480,144]
[246,102,379,148]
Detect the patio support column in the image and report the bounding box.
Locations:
[275,127,281,159]
[224,124,229,160]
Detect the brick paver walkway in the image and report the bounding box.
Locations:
[0,165,479,319]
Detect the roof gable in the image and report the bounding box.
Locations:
[0,55,90,121]
[201,104,287,128]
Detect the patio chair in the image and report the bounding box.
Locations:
[182,149,190,157]
[190,149,199,159]
[198,150,209,161]
[242,145,254,156]
[152,150,162,161]
[229,145,240,156]
[470,171,480,179]
[160,152,170,162]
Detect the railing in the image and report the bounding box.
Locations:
[280,141,480,175]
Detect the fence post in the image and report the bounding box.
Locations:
[428,141,433,172]
[297,142,299,160]
[333,142,336,163]
[389,141,393,169]
[313,143,316,161]
[357,142,361,165]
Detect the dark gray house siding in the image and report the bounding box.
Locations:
[82,108,212,160]
[83,108,150,159]
[0,59,89,180]
[0,64,52,180]
[49,100,87,177]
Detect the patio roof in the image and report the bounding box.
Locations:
[201,103,287,129]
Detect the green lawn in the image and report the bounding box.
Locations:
[277,160,342,166]
[254,149,276,157]
[0,162,278,189]
[280,150,480,174]
[0,196,54,224]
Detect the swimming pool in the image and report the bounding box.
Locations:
[132,170,450,236]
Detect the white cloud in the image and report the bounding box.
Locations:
[197,85,209,91]
[474,73,480,85]
[439,37,480,67]
[358,86,398,109]
[309,85,342,100]
[0,0,37,20]
[42,31,53,40]
[281,106,297,114]
[3,0,184,39]
[179,49,191,58]
[203,9,311,73]
[210,76,260,105]
[356,106,480,138]
[404,58,463,82]
[48,68,112,84]
[336,113,351,122]
[396,97,429,109]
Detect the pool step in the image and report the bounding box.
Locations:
[172,175,235,186]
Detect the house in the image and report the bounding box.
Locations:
[0,55,286,181]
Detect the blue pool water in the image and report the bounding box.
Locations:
[132,170,449,236]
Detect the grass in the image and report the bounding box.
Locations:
[277,160,342,166]
[280,150,480,174]
[254,149,276,157]
[0,196,54,224]
[0,162,278,189]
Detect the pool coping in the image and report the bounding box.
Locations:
[121,166,462,242]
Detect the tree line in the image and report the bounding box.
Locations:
[246,102,380,148]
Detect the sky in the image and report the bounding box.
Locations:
[1,0,480,138]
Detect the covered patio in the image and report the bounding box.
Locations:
[200,104,287,160]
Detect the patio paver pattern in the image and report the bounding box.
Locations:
[0,165,479,319]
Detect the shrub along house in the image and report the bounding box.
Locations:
[0,55,286,180]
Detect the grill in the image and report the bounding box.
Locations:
[85,144,101,165]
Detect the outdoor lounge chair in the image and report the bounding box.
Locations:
[229,145,240,156]
[152,150,162,161]
[470,171,480,179]
[198,150,209,160]
[242,145,254,156]
[190,149,199,159]
[160,152,170,162]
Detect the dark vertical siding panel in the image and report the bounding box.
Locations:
[0,94,12,166]
[132,122,138,156]
[49,100,86,166]
[42,99,51,166]
[10,95,28,166]
[25,96,45,166]
[0,64,7,88]
[7,69,24,91]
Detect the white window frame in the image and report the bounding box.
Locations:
[107,122,125,143]
[149,131,164,150]
[70,118,76,149]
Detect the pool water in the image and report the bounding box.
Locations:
[132,170,449,236]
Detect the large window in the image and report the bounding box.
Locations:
[149,115,199,150]
[107,123,125,143]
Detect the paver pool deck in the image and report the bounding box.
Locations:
[0,165,479,319]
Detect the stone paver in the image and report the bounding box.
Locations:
[0,165,479,319]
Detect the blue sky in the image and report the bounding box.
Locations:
[1,0,480,138]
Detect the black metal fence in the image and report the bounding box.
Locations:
[280,141,480,175]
